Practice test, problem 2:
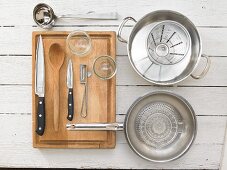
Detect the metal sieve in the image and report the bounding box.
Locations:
[66,91,197,162]
[135,102,183,149]
[146,21,190,65]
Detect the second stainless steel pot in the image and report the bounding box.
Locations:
[117,10,211,85]
[66,91,197,162]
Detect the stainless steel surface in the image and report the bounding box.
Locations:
[80,64,88,118]
[67,91,196,162]
[33,3,118,29]
[66,123,124,131]
[57,11,118,20]
[67,59,73,88]
[125,91,196,162]
[117,17,137,43]
[191,54,211,79]
[117,10,211,85]
[35,35,45,97]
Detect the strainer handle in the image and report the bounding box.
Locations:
[117,17,137,43]
[66,123,124,131]
[191,54,211,79]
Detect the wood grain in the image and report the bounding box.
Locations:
[0,114,225,169]
[1,56,226,86]
[0,27,227,56]
[1,0,227,26]
[0,0,226,169]
[32,31,116,148]
[48,43,65,132]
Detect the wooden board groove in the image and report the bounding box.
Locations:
[32,31,116,148]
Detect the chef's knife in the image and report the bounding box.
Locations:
[67,59,74,121]
[35,35,45,136]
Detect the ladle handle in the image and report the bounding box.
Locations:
[191,54,211,79]
[117,17,137,43]
[66,123,124,131]
[58,12,118,20]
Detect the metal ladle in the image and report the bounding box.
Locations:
[33,3,118,29]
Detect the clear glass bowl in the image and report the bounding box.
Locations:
[93,55,117,80]
[66,30,92,56]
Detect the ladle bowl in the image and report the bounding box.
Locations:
[33,3,118,29]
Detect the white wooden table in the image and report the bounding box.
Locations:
[0,0,227,169]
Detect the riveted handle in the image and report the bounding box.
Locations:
[67,88,74,121]
[36,97,45,136]
[117,17,136,43]
[191,54,211,79]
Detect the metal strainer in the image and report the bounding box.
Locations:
[135,102,183,149]
[66,91,197,162]
[146,21,190,65]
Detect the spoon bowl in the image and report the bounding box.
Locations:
[49,43,65,69]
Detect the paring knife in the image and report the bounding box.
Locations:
[35,35,45,136]
[67,59,74,121]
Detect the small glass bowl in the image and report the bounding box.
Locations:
[66,30,92,56]
[93,55,117,80]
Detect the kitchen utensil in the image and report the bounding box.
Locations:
[67,59,74,121]
[67,30,92,56]
[117,10,211,85]
[49,43,65,131]
[80,64,88,118]
[35,35,46,136]
[33,3,118,29]
[67,91,197,162]
[32,31,116,148]
[93,55,117,80]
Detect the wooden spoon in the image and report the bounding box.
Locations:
[49,43,65,132]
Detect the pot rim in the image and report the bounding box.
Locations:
[126,10,202,85]
[124,90,197,162]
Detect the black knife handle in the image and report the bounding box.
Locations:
[67,88,74,121]
[36,97,45,136]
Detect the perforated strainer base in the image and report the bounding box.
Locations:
[135,102,183,148]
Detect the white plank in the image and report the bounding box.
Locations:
[0,56,226,86]
[0,85,226,116]
[0,142,221,169]
[117,86,227,116]
[0,26,227,56]
[0,114,225,145]
[1,0,227,26]
[0,56,31,84]
[0,114,224,169]
[0,1,226,169]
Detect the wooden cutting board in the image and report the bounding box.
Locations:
[32,31,116,148]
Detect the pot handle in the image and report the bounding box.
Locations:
[117,17,137,43]
[191,54,211,79]
[66,123,124,131]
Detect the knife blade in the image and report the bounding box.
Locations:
[35,35,45,136]
[67,59,74,121]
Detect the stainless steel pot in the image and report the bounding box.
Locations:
[117,10,211,85]
[66,91,197,162]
